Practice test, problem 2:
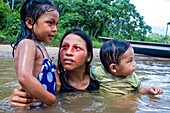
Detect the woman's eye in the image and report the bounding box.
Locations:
[61,45,67,48]
[74,46,81,50]
[48,21,53,24]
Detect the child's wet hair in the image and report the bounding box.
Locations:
[57,28,93,74]
[20,0,57,26]
[11,0,58,56]
[100,38,130,72]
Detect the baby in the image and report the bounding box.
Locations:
[90,38,163,95]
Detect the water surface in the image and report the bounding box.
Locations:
[0,56,170,113]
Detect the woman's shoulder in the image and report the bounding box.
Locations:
[87,73,99,91]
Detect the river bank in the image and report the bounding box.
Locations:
[0,45,100,60]
[0,44,169,61]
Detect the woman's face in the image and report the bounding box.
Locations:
[60,34,91,71]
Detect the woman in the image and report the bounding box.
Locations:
[8,28,99,108]
[58,28,99,92]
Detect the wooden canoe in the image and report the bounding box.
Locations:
[99,36,170,58]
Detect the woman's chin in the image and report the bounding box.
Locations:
[63,66,74,71]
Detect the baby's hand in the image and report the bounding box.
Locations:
[148,86,164,95]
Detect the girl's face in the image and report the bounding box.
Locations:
[33,9,59,44]
[114,46,136,76]
[60,34,91,71]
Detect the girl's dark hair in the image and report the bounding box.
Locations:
[11,0,57,56]
[57,28,93,75]
[100,38,130,72]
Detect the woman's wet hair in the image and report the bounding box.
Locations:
[100,38,130,72]
[11,0,58,56]
[57,27,93,74]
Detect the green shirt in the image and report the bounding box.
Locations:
[90,65,142,95]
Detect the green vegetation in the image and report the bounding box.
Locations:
[0,0,170,47]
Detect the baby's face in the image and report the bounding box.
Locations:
[114,46,136,76]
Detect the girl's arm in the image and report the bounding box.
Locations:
[15,40,56,105]
[139,86,163,95]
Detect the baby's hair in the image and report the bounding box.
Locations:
[57,27,93,74]
[100,38,130,72]
[11,0,58,56]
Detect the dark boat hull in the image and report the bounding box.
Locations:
[99,37,170,58]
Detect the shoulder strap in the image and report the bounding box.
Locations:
[34,41,45,59]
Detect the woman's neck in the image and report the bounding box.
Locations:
[66,68,90,90]
[67,69,86,82]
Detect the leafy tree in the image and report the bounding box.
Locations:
[0,0,11,30]
[3,0,24,10]
[54,0,151,41]
[0,0,20,44]
[1,0,168,45]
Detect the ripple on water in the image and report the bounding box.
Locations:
[0,58,170,113]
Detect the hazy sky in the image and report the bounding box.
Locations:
[130,0,170,35]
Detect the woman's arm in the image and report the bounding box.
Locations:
[8,86,35,108]
[56,71,61,91]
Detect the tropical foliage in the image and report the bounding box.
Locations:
[0,0,169,46]
[54,0,152,40]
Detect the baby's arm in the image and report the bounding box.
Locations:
[139,86,163,95]
[15,40,56,105]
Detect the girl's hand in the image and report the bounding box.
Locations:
[8,86,35,108]
[148,86,164,95]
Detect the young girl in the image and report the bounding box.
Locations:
[91,38,163,95]
[11,0,60,106]
[9,28,99,107]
